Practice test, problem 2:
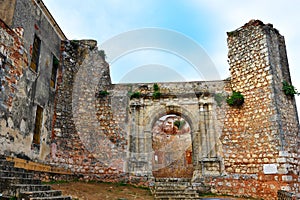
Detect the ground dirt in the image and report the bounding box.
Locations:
[51,181,254,200]
[51,181,154,200]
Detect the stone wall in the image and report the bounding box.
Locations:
[51,40,230,182]
[214,20,300,199]
[51,40,129,182]
[0,0,17,27]
[0,0,63,161]
[1,3,300,198]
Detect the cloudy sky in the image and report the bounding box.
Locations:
[43,0,300,116]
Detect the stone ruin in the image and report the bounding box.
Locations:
[0,0,299,199]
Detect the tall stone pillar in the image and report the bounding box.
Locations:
[222,19,300,198]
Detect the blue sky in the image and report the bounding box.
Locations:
[43,0,300,116]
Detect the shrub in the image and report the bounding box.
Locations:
[153,91,161,99]
[282,81,299,97]
[153,83,159,92]
[226,91,244,107]
[130,92,141,99]
[152,83,161,99]
[96,90,109,98]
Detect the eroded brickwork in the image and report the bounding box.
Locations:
[1,3,299,199]
[0,0,65,161]
[51,40,128,182]
[214,20,300,199]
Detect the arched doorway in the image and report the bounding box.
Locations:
[152,114,193,178]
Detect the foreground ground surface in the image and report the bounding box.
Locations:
[51,182,254,200]
[51,181,154,200]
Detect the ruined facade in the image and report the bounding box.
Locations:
[0,0,66,160]
[0,0,299,199]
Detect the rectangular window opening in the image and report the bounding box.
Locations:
[50,55,59,88]
[30,35,41,72]
[33,105,43,147]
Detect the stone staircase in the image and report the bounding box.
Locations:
[153,178,208,200]
[0,156,72,200]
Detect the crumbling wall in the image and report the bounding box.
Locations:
[0,0,63,161]
[213,20,300,199]
[51,40,129,182]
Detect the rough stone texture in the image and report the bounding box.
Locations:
[214,19,300,199]
[1,3,300,199]
[51,40,129,182]
[0,0,17,27]
[0,0,62,161]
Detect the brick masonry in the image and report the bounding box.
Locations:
[0,2,299,199]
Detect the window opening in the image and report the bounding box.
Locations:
[30,35,41,72]
[50,56,59,88]
[33,105,43,147]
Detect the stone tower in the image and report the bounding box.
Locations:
[218,20,300,198]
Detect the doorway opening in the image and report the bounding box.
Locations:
[152,114,193,178]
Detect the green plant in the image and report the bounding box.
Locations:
[153,91,161,99]
[173,120,186,129]
[130,91,141,99]
[153,83,159,92]
[152,83,161,99]
[214,93,225,107]
[97,90,109,98]
[282,81,299,97]
[53,56,59,66]
[226,91,244,107]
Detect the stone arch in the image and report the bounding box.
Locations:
[143,104,199,177]
[145,105,199,133]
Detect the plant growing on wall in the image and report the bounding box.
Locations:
[173,120,186,130]
[282,81,299,97]
[226,91,244,107]
[153,83,162,99]
[96,90,109,98]
[130,91,141,99]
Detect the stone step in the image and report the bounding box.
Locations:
[155,182,191,186]
[155,178,191,183]
[0,177,41,184]
[154,189,198,194]
[0,164,26,172]
[0,169,34,179]
[0,156,71,200]
[11,184,52,194]
[153,178,201,200]
[20,190,63,198]
[0,160,15,167]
